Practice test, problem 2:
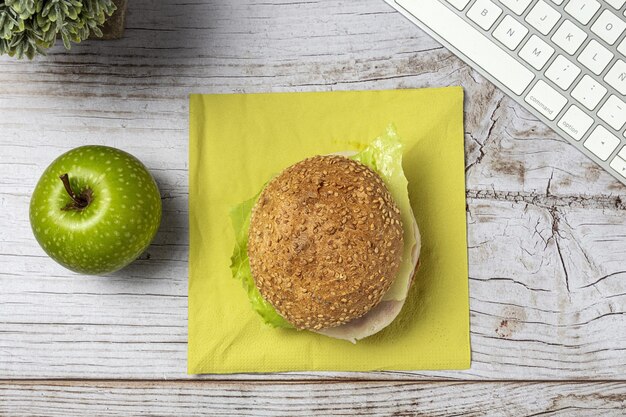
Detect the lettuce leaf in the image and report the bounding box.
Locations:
[229,192,294,328]
[229,125,415,327]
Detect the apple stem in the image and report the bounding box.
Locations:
[59,174,90,209]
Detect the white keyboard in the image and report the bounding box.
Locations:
[385,0,626,186]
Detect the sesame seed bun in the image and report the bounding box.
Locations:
[247,155,404,331]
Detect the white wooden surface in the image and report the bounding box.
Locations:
[2,381,626,416]
[0,0,625,415]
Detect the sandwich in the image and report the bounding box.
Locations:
[230,127,421,342]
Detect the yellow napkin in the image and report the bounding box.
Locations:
[188,88,470,373]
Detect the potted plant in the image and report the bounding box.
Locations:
[0,0,127,59]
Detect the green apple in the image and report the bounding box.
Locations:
[29,146,162,275]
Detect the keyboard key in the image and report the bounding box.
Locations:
[546,55,582,89]
[396,0,535,95]
[519,35,555,70]
[525,1,561,35]
[598,95,626,130]
[564,0,601,25]
[525,80,568,120]
[584,125,620,160]
[604,60,626,95]
[605,0,626,8]
[499,0,532,15]
[467,0,503,30]
[610,155,626,179]
[571,75,607,110]
[578,40,614,75]
[552,20,588,55]
[620,147,626,160]
[550,0,564,4]
[591,10,626,46]
[493,15,529,50]
[619,38,626,56]
[446,0,472,10]
[558,105,594,140]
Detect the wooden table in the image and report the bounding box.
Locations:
[1,1,625,415]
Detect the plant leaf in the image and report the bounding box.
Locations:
[1,0,117,58]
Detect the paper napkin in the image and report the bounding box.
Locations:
[188,87,470,373]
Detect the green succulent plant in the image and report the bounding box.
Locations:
[0,0,116,59]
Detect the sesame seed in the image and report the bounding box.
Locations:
[247,154,404,331]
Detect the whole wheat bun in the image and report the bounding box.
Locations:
[247,155,404,331]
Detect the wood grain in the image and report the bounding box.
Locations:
[0,0,624,389]
[1,381,626,416]
[1,196,625,380]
